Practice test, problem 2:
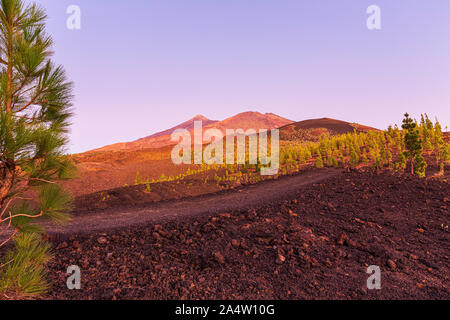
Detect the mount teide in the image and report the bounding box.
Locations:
[90,112,294,153]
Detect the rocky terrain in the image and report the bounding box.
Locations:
[46,169,449,300]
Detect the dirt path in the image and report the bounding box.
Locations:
[46,169,449,300]
[45,168,339,238]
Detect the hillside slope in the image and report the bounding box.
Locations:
[91,115,218,152]
[280,118,379,141]
[91,112,293,152]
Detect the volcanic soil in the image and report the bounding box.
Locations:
[46,169,449,300]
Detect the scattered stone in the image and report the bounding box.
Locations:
[97,237,108,244]
[337,234,350,246]
[202,223,215,233]
[152,232,161,240]
[276,253,286,265]
[56,242,68,250]
[213,252,225,264]
[369,236,381,243]
[387,259,397,270]
[45,169,449,300]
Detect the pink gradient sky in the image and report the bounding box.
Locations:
[36,0,450,153]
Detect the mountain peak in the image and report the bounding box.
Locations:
[88,111,293,153]
[191,114,210,121]
[235,111,263,117]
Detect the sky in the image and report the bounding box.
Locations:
[34,0,450,154]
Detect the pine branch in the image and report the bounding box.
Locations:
[0,210,43,224]
[13,87,44,112]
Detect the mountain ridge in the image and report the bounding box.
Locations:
[89,111,294,153]
[279,117,379,141]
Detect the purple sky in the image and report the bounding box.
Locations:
[35,0,450,153]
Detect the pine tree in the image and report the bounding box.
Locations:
[386,149,392,168]
[361,149,368,164]
[0,0,74,296]
[400,152,407,170]
[315,154,324,168]
[402,113,426,175]
[387,125,394,138]
[350,149,359,167]
[380,147,387,165]
[279,151,286,165]
[375,156,382,170]
[414,153,427,177]
[340,154,346,167]
[442,143,450,174]
[331,156,338,168]
[393,125,403,150]
[421,114,434,150]
[326,156,333,167]
[0,0,74,242]
[134,171,142,185]
[433,119,445,170]
[145,179,152,193]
